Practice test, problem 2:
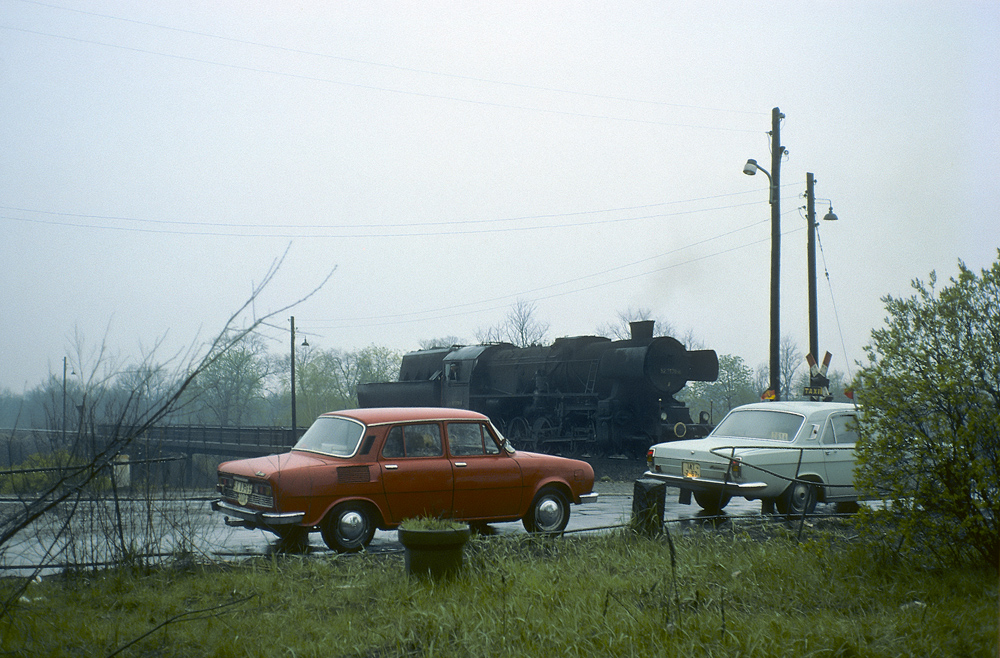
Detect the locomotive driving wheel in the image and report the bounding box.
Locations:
[507,417,531,450]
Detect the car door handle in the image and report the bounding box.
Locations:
[384,464,398,470]
[455,462,467,467]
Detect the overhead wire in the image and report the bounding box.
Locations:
[305,207,806,332]
[13,0,768,120]
[3,1,790,348]
[0,186,800,238]
[815,225,855,381]
[0,23,759,133]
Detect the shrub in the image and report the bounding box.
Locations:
[854,253,1000,568]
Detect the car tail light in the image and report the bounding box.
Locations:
[646,449,654,467]
[729,459,742,478]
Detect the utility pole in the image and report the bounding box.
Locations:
[806,172,818,361]
[769,107,784,400]
[62,356,68,444]
[290,316,297,441]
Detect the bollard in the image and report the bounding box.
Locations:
[631,478,666,537]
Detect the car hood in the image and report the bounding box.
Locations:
[219,451,334,479]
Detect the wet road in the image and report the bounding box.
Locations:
[211,482,771,556]
[0,483,787,572]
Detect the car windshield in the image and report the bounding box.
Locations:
[710,409,804,442]
[293,416,366,457]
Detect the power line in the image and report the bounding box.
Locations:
[14,0,768,120]
[304,212,806,332]
[1,189,798,238]
[0,25,760,133]
[0,188,766,230]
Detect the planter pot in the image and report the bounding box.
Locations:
[397,526,471,579]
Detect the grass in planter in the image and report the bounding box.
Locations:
[1,524,996,657]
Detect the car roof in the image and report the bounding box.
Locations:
[724,400,857,421]
[731,400,856,413]
[319,407,489,426]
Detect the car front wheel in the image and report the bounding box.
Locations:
[776,480,818,516]
[321,502,376,553]
[522,487,570,534]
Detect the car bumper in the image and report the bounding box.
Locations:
[642,471,769,494]
[578,492,599,504]
[211,499,306,527]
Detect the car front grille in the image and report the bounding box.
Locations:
[219,476,274,509]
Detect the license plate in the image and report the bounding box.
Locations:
[682,462,701,479]
[234,480,252,496]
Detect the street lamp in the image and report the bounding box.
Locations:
[62,356,68,443]
[743,107,785,400]
[804,173,839,397]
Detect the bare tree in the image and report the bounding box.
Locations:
[596,307,676,340]
[418,336,463,350]
[753,363,769,400]
[181,331,272,426]
[475,299,549,347]
[0,250,333,614]
[779,335,803,401]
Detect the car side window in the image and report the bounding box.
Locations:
[482,424,501,455]
[404,423,443,457]
[447,423,487,456]
[821,414,858,445]
[831,414,858,445]
[383,427,405,458]
[382,424,443,458]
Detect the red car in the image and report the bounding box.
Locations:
[212,407,598,552]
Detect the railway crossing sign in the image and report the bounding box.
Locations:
[805,351,833,401]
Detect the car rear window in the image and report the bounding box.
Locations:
[711,410,805,442]
[293,416,366,457]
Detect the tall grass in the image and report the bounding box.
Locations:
[2,521,996,657]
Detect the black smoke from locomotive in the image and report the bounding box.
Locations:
[357,321,719,455]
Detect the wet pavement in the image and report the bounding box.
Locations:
[1,482,811,572]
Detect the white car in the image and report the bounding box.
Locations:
[644,401,859,515]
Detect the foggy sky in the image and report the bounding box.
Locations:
[2,1,998,393]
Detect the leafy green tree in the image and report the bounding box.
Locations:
[680,354,757,422]
[854,254,999,568]
[287,344,403,422]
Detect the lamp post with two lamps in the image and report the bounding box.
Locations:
[805,172,838,398]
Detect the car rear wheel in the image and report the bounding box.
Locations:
[522,487,570,534]
[694,491,731,514]
[321,502,376,553]
[776,480,818,516]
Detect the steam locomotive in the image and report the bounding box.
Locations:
[357,321,719,456]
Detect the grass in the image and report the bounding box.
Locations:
[1,521,997,657]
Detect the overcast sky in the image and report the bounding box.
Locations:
[2,1,998,393]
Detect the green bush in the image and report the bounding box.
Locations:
[854,253,1000,568]
[0,450,111,495]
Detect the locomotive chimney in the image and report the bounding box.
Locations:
[629,320,655,344]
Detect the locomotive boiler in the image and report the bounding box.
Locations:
[356,321,718,455]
